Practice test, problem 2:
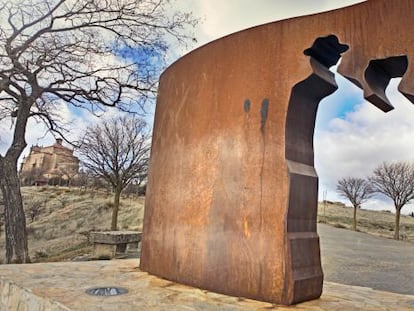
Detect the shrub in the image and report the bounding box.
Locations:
[104,201,114,209]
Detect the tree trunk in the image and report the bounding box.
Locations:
[394,207,401,240]
[111,187,121,230]
[0,157,30,263]
[352,205,357,231]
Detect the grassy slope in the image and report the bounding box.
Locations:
[0,186,145,263]
[318,201,414,241]
[1,187,413,263]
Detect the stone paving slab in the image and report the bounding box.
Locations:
[1,259,414,310]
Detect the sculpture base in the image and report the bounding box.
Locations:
[0,259,411,310]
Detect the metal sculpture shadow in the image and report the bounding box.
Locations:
[140,0,414,305]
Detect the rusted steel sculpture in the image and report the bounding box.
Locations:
[141,0,414,305]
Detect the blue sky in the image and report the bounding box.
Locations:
[2,0,414,214]
[182,0,414,214]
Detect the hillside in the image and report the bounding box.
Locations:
[318,201,414,241]
[0,186,145,263]
[0,187,413,263]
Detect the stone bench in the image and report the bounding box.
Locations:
[90,231,142,259]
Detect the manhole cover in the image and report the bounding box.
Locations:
[85,287,128,296]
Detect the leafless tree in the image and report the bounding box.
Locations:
[336,177,373,231]
[369,162,414,240]
[72,169,89,188]
[27,199,44,222]
[0,0,196,263]
[78,116,150,230]
[0,203,3,237]
[58,163,79,187]
[20,166,44,186]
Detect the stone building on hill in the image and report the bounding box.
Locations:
[20,138,79,186]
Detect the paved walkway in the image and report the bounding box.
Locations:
[1,225,414,310]
[1,259,414,310]
[318,224,414,295]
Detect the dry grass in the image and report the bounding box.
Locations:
[1,188,413,263]
[318,201,414,242]
[0,186,145,263]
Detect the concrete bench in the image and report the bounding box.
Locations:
[89,231,142,259]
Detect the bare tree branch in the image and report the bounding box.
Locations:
[369,161,414,239]
[336,177,373,231]
[0,0,197,263]
[78,115,150,230]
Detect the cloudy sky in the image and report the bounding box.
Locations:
[183,0,414,214]
[184,0,363,48]
[2,0,414,214]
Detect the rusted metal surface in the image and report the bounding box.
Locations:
[140,0,414,305]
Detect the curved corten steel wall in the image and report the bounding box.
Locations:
[141,0,414,305]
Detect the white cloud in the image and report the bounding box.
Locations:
[0,120,14,154]
[315,79,414,214]
[178,0,414,214]
[12,0,414,215]
[183,0,365,52]
[2,0,367,157]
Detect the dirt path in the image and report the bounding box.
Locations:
[318,223,414,295]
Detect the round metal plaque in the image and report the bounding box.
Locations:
[85,286,128,296]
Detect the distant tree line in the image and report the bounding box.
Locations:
[20,168,146,191]
[336,161,414,240]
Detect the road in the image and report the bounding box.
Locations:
[318,223,414,295]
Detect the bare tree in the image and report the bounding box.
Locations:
[20,166,44,186]
[78,116,150,230]
[73,169,90,188]
[58,163,79,187]
[27,199,45,223]
[0,0,196,263]
[336,177,373,231]
[370,162,414,240]
[0,202,3,237]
